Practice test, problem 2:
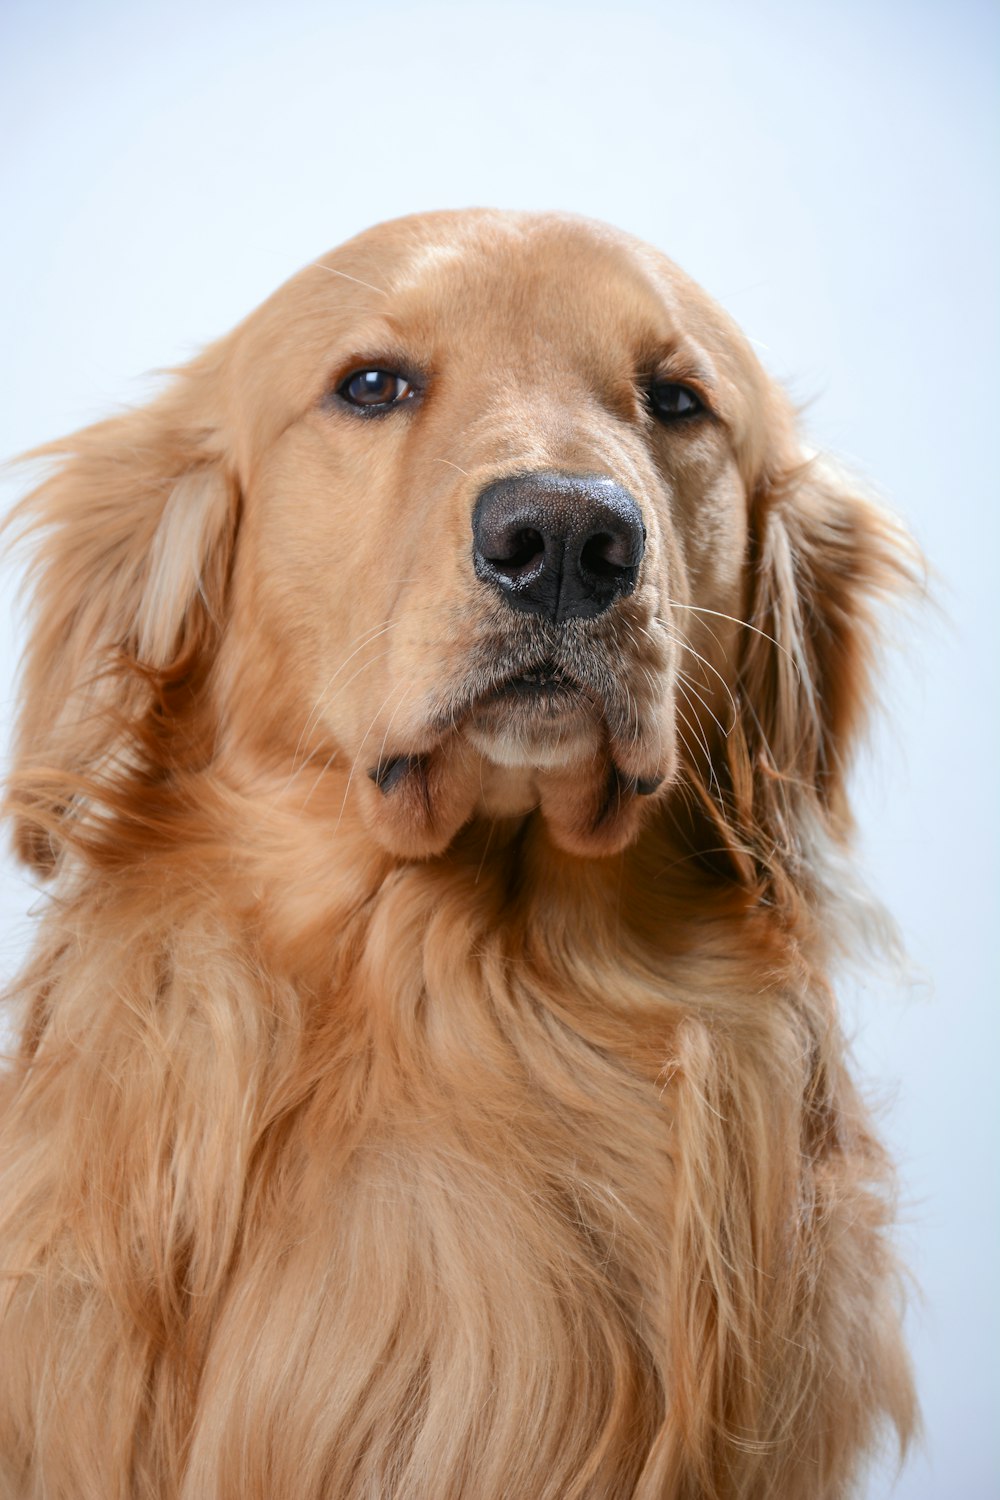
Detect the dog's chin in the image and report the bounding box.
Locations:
[359,672,674,863]
[463,675,601,771]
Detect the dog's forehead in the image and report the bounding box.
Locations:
[313,212,722,353]
[225,211,772,472]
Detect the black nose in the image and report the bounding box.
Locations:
[472,471,646,624]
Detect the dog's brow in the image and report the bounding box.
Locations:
[649,338,719,392]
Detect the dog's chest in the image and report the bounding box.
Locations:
[182,954,680,1494]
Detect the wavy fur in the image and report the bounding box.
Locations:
[1,210,917,1498]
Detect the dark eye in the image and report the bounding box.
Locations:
[649,382,702,421]
[339,369,416,410]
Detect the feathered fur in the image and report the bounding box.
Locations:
[1,210,917,1498]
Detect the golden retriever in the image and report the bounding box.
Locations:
[0,210,917,1498]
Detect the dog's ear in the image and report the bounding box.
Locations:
[716,439,921,904]
[5,351,240,873]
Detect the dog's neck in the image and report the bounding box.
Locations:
[195,753,793,1023]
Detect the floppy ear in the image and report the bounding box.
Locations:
[5,352,240,873]
[715,446,921,906]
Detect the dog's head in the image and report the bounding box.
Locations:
[7,211,916,889]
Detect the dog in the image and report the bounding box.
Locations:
[0,210,917,1498]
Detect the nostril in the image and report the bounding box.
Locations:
[490,527,546,575]
[580,531,632,579]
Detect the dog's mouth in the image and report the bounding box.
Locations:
[359,617,679,860]
[486,659,573,699]
[452,645,606,771]
[474,657,589,720]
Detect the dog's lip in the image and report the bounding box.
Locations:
[481,658,581,703]
[426,636,641,742]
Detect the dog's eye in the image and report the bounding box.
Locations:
[339,369,416,409]
[648,382,702,421]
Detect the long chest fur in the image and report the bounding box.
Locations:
[0,849,902,1500]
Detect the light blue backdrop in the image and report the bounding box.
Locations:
[1,2,997,1494]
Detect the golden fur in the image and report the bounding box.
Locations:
[0,210,917,1498]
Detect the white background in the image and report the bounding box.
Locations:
[1,2,997,1494]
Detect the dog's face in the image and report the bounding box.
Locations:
[12,209,911,882]
[215,211,778,858]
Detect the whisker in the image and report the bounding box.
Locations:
[282,597,444,792]
[285,618,404,782]
[324,675,413,825]
[673,721,707,791]
[641,607,724,656]
[675,692,720,799]
[657,626,740,724]
[474,814,497,887]
[282,643,399,797]
[370,674,422,788]
[662,598,800,676]
[311,263,387,297]
[636,661,666,765]
[674,665,732,739]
